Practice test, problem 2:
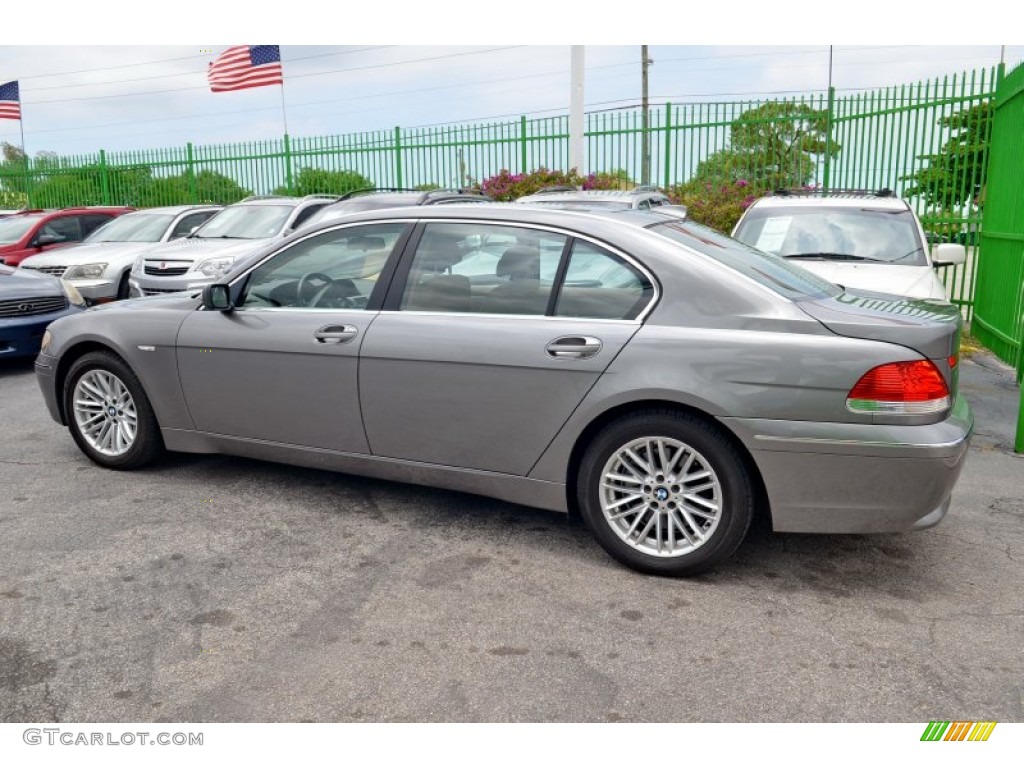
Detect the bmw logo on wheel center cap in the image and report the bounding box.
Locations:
[655,487,669,501]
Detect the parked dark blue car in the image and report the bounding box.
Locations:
[1,265,85,358]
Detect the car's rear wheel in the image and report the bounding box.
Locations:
[577,410,754,576]
[64,351,164,470]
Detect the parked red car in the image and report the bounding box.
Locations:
[0,207,134,267]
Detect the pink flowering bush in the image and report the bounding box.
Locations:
[481,167,585,201]
[665,179,761,233]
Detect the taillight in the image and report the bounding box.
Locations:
[846,360,950,414]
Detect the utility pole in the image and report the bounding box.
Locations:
[641,45,651,187]
[569,46,585,176]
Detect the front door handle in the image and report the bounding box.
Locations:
[314,324,359,344]
[545,336,603,359]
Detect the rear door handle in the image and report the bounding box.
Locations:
[314,324,358,344]
[545,336,603,359]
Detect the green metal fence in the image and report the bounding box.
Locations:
[0,66,1003,315]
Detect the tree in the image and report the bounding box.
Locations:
[902,101,992,211]
[693,102,839,190]
[273,167,373,197]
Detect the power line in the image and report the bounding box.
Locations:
[24,46,528,106]
[23,46,397,92]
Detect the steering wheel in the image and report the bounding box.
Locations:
[296,272,333,307]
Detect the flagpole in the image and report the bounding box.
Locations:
[278,50,293,195]
[18,105,31,209]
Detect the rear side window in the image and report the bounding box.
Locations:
[650,219,841,301]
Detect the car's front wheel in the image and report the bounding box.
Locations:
[64,351,164,469]
[577,410,754,576]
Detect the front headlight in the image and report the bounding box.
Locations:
[40,329,52,353]
[63,263,108,280]
[195,256,238,278]
[60,279,87,307]
[132,255,145,274]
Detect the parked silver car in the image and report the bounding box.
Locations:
[18,205,222,303]
[35,206,972,576]
[128,195,337,297]
[516,187,687,218]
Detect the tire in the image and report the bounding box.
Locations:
[63,351,164,470]
[577,409,754,577]
[116,271,131,300]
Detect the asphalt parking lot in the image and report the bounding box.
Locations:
[1,350,1021,723]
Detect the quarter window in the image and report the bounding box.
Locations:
[239,223,405,310]
[555,241,653,320]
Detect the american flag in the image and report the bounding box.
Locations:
[0,80,20,121]
[207,46,284,93]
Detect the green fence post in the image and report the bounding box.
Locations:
[186,142,198,203]
[394,126,403,188]
[99,149,110,205]
[823,86,835,194]
[23,155,33,209]
[520,115,528,173]
[663,102,673,189]
[283,133,294,195]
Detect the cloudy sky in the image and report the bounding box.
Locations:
[0,5,1018,157]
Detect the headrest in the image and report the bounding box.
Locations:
[496,246,540,280]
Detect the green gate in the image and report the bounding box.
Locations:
[971,62,1024,451]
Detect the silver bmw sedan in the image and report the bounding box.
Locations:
[34,205,972,576]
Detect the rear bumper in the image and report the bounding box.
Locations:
[722,394,973,533]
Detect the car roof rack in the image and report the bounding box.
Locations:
[771,187,895,198]
[300,194,342,202]
[530,185,582,194]
[239,194,290,202]
[420,188,491,202]
[335,187,420,201]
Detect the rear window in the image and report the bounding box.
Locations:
[649,219,842,301]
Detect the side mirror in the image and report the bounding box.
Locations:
[203,283,234,312]
[932,243,967,267]
[35,233,64,247]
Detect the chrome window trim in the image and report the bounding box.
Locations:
[226,217,662,323]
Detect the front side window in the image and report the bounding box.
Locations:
[40,216,82,243]
[170,211,218,240]
[399,223,566,315]
[239,223,406,309]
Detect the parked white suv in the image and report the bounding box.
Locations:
[731,190,967,300]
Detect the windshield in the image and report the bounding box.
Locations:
[85,213,175,243]
[733,205,927,266]
[649,219,842,301]
[193,204,293,239]
[0,215,42,245]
